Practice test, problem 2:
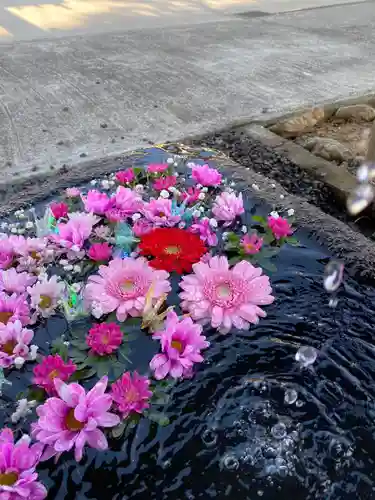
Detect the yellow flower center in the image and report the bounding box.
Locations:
[0,312,13,325]
[158,212,166,217]
[244,243,255,251]
[121,280,134,292]
[49,369,59,380]
[125,386,139,403]
[164,246,180,255]
[30,251,41,261]
[171,340,183,353]
[101,333,109,345]
[2,339,16,355]
[0,472,18,486]
[65,408,85,431]
[39,295,52,309]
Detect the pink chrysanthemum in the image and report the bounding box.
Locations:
[50,202,68,220]
[153,176,177,191]
[267,216,293,240]
[114,187,143,216]
[52,212,99,250]
[147,163,168,174]
[33,354,77,395]
[111,371,152,417]
[0,268,37,294]
[65,187,81,198]
[86,323,123,356]
[32,376,120,462]
[189,218,218,247]
[14,237,47,260]
[180,187,202,205]
[191,164,222,187]
[0,320,34,368]
[0,428,46,499]
[85,257,171,322]
[105,208,128,223]
[82,190,115,215]
[241,233,263,255]
[179,256,274,333]
[142,198,180,227]
[150,311,209,379]
[212,191,244,225]
[88,243,112,262]
[28,276,65,318]
[0,294,30,327]
[116,169,135,184]
[132,219,153,237]
[0,238,14,270]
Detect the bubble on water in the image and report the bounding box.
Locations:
[346,183,374,215]
[202,429,218,447]
[284,388,298,405]
[356,162,375,183]
[323,260,344,292]
[295,400,304,408]
[257,491,264,497]
[328,297,339,308]
[221,453,239,470]
[296,345,318,367]
[271,422,287,440]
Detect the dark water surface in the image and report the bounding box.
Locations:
[3,147,375,500]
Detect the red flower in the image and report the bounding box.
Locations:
[139,227,207,274]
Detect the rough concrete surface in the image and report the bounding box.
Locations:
[0,1,375,183]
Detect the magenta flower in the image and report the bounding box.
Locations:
[267,216,293,240]
[111,371,152,417]
[0,239,14,270]
[105,208,128,223]
[65,187,81,198]
[132,219,153,237]
[191,164,222,187]
[52,212,99,250]
[0,268,36,294]
[86,323,123,356]
[28,276,65,318]
[116,169,135,184]
[85,257,171,321]
[189,218,218,247]
[82,190,114,215]
[50,202,68,220]
[179,256,274,333]
[0,428,46,499]
[142,198,180,227]
[241,233,263,255]
[150,311,209,379]
[212,192,244,225]
[153,176,177,191]
[88,243,112,262]
[114,187,143,216]
[181,187,202,204]
[33,354,77,395]
[32,376,120,462]
[0,293,30,327]
[147,163,168,174]
[0,320,34,368]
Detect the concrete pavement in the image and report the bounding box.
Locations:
[0,0,374,182]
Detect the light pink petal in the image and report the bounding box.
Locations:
[170,362,183,378]
[86,376,108,404]
[211,306,224,328]
[94,412,120,427]
[85,428,108,450]
[54,379,85,407]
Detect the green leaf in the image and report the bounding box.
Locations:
[259,260,277,273]
[111,421,127,439]
[27,386,46,403]
[112,362,126,380]
[146,411,170,426]
[51,339,69,361]
[228,256,242,265]
[152,391,170,405]
[227,232,240,243]
[251,215,266,224]
[70,339,88,350]
[70,367,96,381]
[285,236,300,247]
[69,348,88,362]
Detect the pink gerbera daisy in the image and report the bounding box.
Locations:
[0,293,30,327]
[0,428,46,499]
[32,376,120,462]
[179,256,274,333]
[81,190,114,215]
[191,163,222,187]
[86,323,123,356]
[33,354,77,395]
[212,191,244,225]
[111,371,152,417]
[52,212,99,250]
[150,311,209,379]
[142,198,180,227]
[0,238,14,270]
[114,187,143,216]
[0,319,34,368]
[28,276,65,318]
[84,257,171,322]
[0,268,37,294]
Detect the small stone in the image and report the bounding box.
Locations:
[269,108,324,138]
[335,104,375,122]
[100,123,108,129]
[62,106,69,112]
[80,152,88,158]
[304,137,351,163]
[284,388,298,405]
[57,140,64,146]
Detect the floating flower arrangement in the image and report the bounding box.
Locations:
[0,153,297,498]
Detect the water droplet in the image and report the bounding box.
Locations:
[295,345,318,367]
[257,490,264,497]
[356,162,375,183]
[323,260,344,292]
[284,388,298,405]
[328,297,339,308]
[295,400,304,408]
[271,422,287,440]
[346,183,374,215]
[221,453,239,470]
[202,429,218,447]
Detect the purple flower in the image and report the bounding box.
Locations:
[82,190,114,215]
[189,218,218,246]
[241,233,263,254]
[111,371,152,417]
[116,169,135,184]
[150,311,209,379]
[191,164,222,187]
[114,187,143,216]
[142,198,180,227]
